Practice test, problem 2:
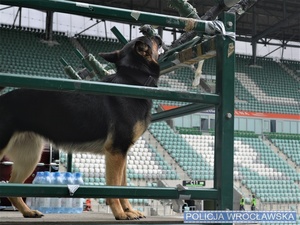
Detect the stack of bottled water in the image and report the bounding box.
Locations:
[73,172,85,214]
[27,171,84,214]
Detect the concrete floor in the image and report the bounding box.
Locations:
[0,211,184,225]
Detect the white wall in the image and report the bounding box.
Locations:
[235,40,300,60]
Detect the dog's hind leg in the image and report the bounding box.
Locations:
[119,162,145,219]
[5,132,44,218]
[105,151,141,220]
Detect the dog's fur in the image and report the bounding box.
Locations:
[0,35,161,220]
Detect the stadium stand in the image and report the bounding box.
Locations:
[149,122,213,180]
[77,35,122,58]
[281,59,300,80]
[178,131,300,206]
[0,25,78,78]
[234,55,300,114]
[265,132,300,166]
[60,137,179,181]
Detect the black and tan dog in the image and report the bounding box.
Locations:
[0,35,161,220]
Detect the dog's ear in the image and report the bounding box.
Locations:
[99,51,120,63]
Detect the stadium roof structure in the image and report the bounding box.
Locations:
[1,0,299,61]
[73,0,300,49]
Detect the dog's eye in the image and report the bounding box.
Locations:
[158,40,162,48]
[154,36,162,48]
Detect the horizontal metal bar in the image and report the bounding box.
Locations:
[0,184,218,200]
[0,73,220,104]
[1,0,217,33]
[152,103,214,122]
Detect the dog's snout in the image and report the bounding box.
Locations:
[150,43,159,61]
[151,35,164,56]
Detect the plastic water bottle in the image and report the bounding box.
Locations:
[50,172,63,213]
[73,172,84,213]
[31,171,44,212]
[39,171,52,213]
[61,172,74,213]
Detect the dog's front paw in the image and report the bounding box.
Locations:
[132,209,146,218]
[125,208,146,220]
[23,210,44,218]
[115,210,145,220]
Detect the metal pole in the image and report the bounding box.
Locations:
[0,6,13,11]
[251,5,257,65]
[75,19,101,37]
[111,26,128,45]
[0,73,220,104]
[12,7,21,28]
[214,12,235,221]
[45,11,53,41]
[0,183,218,200]
[18,7,22,29]
[67,153,72,172]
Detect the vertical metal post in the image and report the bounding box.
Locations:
[67,153,73,172]
[45,11,53,41]
[18,7,22,29]
[214,11,235,220]
[251,5,257,65]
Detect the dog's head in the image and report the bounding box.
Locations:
[99,36,162,86]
